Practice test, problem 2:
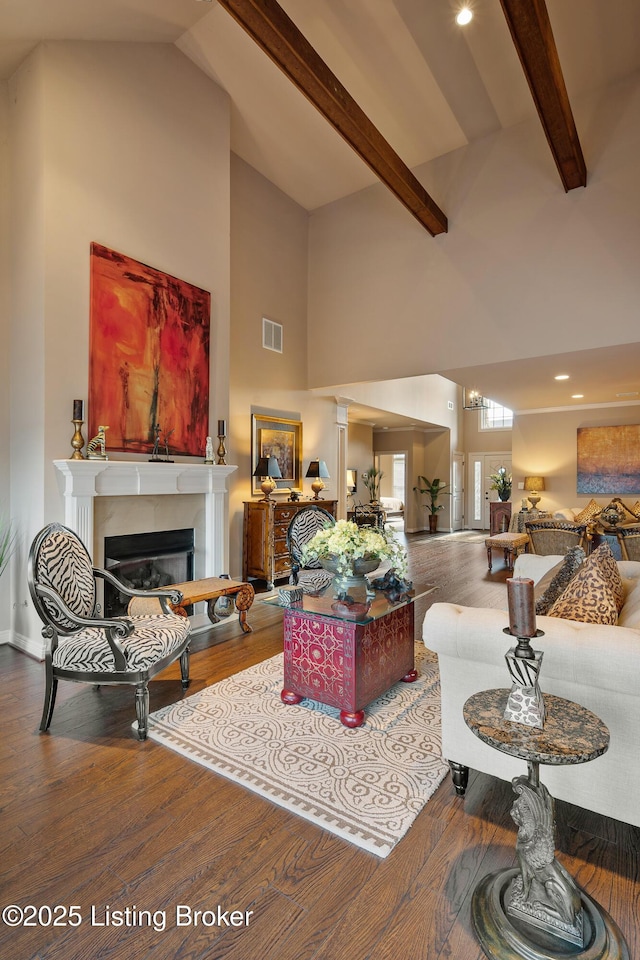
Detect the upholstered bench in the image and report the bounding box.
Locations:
[129,577,255,633]
[484,532,529,571]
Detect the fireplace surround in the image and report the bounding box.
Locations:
[53,460,237,578]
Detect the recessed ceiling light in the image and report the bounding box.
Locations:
[616,391,639,398]
[554,374,570,381]
[456,7,473,26]
[571,394,584,399]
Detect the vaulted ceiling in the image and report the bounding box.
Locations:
[2,0,640,414]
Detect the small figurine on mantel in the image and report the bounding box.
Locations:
[204,436,214,465]
[87,425,109,460]
[149,424,174,463]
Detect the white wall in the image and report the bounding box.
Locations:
[307,73,640,388]
[8,41,231,647]
[228,155,341,577]
[0,82,11,634]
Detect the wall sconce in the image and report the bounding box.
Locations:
[524,476,546,512]
[346,468,357,494]
[463,389,488,410]
[306,459,330,500]
[253,455,282,501]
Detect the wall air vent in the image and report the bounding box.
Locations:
[262,317,283,353]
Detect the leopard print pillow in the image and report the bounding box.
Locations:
[549,542,621,624]
[574,498,603,523]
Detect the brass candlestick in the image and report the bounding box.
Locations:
[71,419,85,460]
[216,433,227,465]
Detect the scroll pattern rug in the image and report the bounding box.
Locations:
[148,645,448,857]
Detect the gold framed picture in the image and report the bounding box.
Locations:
[251,414,303,495]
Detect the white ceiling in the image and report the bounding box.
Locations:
[2,0,640,417]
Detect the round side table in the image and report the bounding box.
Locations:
[464,689,629,960]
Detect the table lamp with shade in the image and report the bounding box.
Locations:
[306,459,330,499]
[524,476,545,512]
[253,455,282,501]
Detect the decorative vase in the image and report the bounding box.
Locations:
[499,490,511,502]
[320,555,380,601]
[428,514,438,533]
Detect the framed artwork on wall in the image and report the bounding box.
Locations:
[89,242,211,457]
[577,424,640,494]
[251,414,302,495]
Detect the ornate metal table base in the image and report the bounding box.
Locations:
[463,691,629,960]
[472,867,629,960]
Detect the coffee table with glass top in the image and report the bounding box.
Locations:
[270,584,436,728]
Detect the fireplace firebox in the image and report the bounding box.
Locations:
[104,528,195,618]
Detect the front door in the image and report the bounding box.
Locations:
[468,453,512,529]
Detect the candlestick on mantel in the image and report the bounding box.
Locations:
[217,419,226,437]
[73,399,84,421]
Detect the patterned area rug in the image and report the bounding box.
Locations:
[148,645,448,858]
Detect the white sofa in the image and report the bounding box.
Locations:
[423,552,640,828]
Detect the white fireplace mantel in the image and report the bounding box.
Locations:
[53,459,237,577]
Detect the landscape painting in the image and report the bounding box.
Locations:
[577,424,640,494]
[89,243,210,457]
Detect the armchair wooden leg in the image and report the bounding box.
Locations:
[135,682,150,741]
[180,647,190,689]
[449,761,469,796]
[39,663,58,732]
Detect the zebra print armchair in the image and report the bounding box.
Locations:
[286,505,336,594]
[28,523,192,740]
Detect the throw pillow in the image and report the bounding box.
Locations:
[534,546,585,616]
[630,500,640,519]
[574,499,603,523]
[549,542,621,624]
[590,541,625,612]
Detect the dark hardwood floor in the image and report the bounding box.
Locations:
[1,532,638,959]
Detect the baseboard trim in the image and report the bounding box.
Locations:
[8,631,44,661]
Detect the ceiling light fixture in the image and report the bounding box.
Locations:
[456,7,473,26]
[571,394,584,399]
[554,374,570,381]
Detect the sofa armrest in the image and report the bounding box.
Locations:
[513,553,563,583]
[423,601,640,698]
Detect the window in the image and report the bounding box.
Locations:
[481,399,513,430]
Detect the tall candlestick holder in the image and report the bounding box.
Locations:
[216,432,227,465]
[70,419,85,460]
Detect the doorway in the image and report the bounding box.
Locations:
[467,452,512,530]
[376,452,406,531]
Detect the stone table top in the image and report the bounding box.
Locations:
[463,689,609,765]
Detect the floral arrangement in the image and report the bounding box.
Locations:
[489,466,512,500]
[300,518,408,579]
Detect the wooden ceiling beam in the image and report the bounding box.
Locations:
[499,0,587,191]
[216,0,448,235]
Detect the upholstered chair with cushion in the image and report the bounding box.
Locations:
[524,519,592,557]
[28,523,192,740]
[617,524,640,561]
[286,505,336,594]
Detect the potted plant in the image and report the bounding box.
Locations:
[0,516,15,579]
[489,466,512,502]
[413,476,451,533]
[361,466,384,505]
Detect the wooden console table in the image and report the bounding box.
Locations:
[464,689,628,960]
[243,499,337,589]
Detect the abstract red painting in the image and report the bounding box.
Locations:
[89,243,210,457]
